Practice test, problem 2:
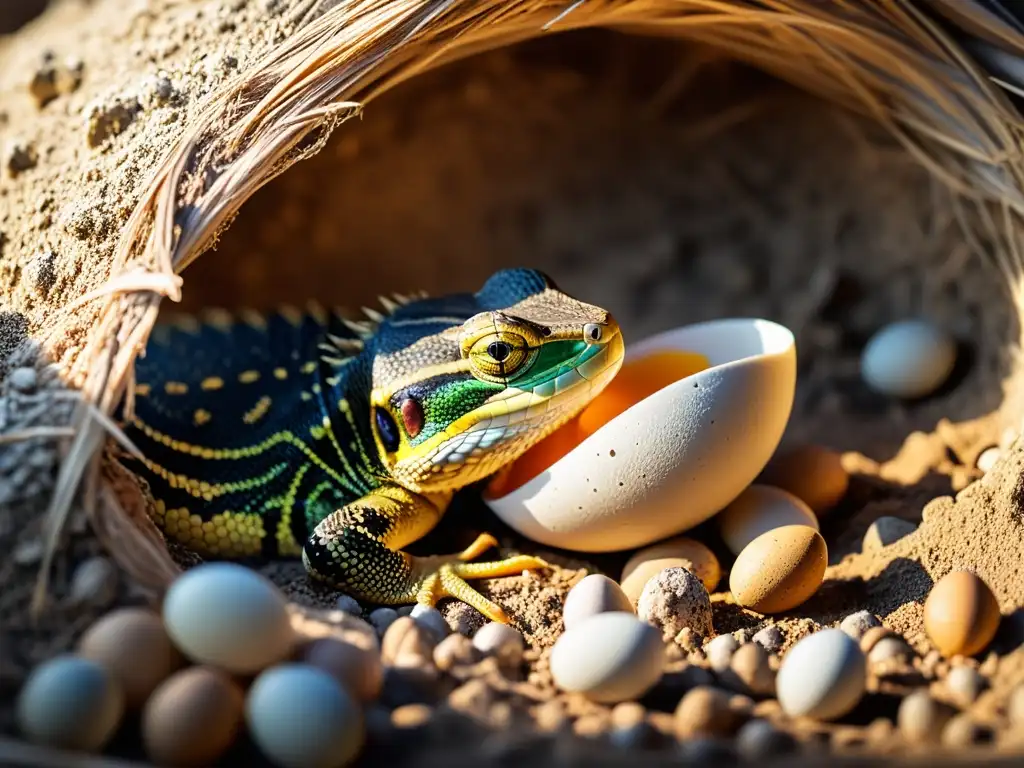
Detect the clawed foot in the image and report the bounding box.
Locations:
[410,533,548,623]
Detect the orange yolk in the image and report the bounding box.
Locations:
[485,349,710,498]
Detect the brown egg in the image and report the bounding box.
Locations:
[760,444,849,515]
[77,607,184,709]
[301,637,383,703]
[620,537,721,603]
[142,667,245,767]
[729,526,827,614]
[923,571,1001,657]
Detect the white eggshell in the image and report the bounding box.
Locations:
[162,563,294,675]
[550,612,666,703]
[246,664,364,768]
[860,320,956,399]
[17,655,125,751]
[563,574,634,630]
[717,484,819,555]
[486,318,796,552]
[776,629,866,720]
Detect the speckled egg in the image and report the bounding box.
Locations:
[759,444,849,515]
[923,570,1001,657]
[717,485,818,556]
[729,525,827,614]
[776,629,866,720]
[246,663,365,768]
[550,612,666,703]
[563,574,634,629]
[17,655,125,751]
[162,562,294,675]
[77,607,183,709]
[860,319,957,399]
[620,537,721,603]
[142,666,245,767]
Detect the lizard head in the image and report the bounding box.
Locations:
[367,268,624,492]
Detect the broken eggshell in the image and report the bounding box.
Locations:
[484,318,796,552]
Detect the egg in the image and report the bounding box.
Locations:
[246,663,365,768]
[162,563,294,675]
[776,629,866,720]
[17,655,124,751]
[717,485,818,556]
[860,319,957,399]
[142,667,245,767]
[563,574,634,629]
[550,612,666,703]
[729,525,827,614]
[302,638,383,703]
[77,607,183,709]
[923,570,1001,657]
[620,537,721,603]
[759,444,849,515]
[485,318,796,552]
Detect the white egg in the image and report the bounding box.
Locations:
[716,484,818,555]
[162,563,294,675]
[486,318,796,552]
[550,612,666,703]
[246,664,364,768]
[563,574,634,629]
[17,655,125,751]
[860,320,956,399]
[776,629,866,720]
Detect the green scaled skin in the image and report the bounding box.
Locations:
[119,268,624,622]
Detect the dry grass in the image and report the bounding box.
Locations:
[22,0,1024,608]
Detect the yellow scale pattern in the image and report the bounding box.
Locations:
[153,500,266,557]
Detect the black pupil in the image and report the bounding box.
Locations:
[487,341,512,362]
[375,408,400,452]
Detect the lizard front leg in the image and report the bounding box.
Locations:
[301,483,547,623]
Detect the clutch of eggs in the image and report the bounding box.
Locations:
[484,318,796,552]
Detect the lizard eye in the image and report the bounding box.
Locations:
[486,341,512,362]
[375,408,400,452]
[468,333,530,381]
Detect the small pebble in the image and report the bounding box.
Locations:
[77,607,183,708]
[729,526,827,614]
[976,447,1001,474]
[674,627,701,653]
[752,625,784,654]
[862,517,917,551]
[17,655,125,752]
[637,567,712,640]
[432,633,480,672]
[941,713,989,747]
[8,366,38,392]
[246,663,364,768]
[68,556,119,607]
[868,637,913,665]
[760,444,849,515]
[381,617,438,666]
[717,484,819,555]
[162,563,293,675]
[777,629,866,720]
[608,702,652,749]
[335,595,362,616]
[898,689,951,744]
[946,665,987,707]
[723,642,775,698]
[369,607,399,636]
[302,638,383,703]
[410,604,449,640]
[839,610,881,640]
[735,718,796,758]
[562,574,634,629]
[706,634,740,673]
[620,537,721,600]
[674,686,745,738]
[859,626,895,653]
[142,666,245,767]
[550,613,665,703]
[860,319,956,399]
[14,538,44,566]
[472,622,525,667]
[390,703,432,729]
[924,570,1001,657]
